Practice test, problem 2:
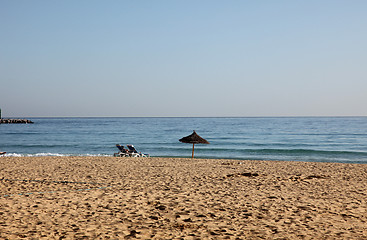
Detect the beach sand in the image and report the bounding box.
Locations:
[0,156,366,239]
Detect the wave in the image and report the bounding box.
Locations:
[2,153,111,157]
[3,148,366,159]
[198,147,367,156]
[154,145,367,155]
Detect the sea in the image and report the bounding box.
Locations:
[1,117,367,164]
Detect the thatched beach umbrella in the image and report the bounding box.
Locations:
[179,130,209,158]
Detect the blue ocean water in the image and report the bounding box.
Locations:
[1,117,367,163]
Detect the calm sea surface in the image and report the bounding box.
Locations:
[1,117,367,163]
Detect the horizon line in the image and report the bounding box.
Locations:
[3,115,367,119]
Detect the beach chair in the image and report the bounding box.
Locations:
[127,145,149,157]
[126,144,141,157]
[114,144,130,157]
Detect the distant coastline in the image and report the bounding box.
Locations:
[2,115,366,120]
[0,119,34,124]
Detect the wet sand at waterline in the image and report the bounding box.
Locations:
[0,156,366,239]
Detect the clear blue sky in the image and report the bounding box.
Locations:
[1,0,366,117]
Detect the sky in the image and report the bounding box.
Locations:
[1,0,366,117]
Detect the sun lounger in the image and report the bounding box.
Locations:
[126,144,141,157]
[114,144,150,157]
[114,144,130,157]
[127,144,150,157]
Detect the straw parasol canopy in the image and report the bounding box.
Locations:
[179,130,209,158]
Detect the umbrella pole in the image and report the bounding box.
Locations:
[192,143,195,158]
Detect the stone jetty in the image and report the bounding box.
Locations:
[0,119,34,124]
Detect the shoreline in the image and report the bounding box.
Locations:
[2,153,367,165]
[1,156,366,239]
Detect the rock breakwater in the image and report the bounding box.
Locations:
[0,119,34,124]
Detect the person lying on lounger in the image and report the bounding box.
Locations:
[116,144,129,154]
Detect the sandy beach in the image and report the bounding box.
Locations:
[0,156,366,239]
